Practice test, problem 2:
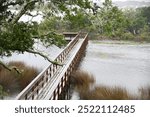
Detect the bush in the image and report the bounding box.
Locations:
[139,32,150,41]
[121,32,135,40]
[111,29,124,38]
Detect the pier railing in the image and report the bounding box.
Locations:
[16,32,88,100]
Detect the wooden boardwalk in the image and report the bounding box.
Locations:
[15,32,88,100]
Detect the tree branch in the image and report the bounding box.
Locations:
[0,60,11,71]
[0,60,22,74]
[25,12,42,17]
[11,0,38,24]
[26,50,63,66]
[4,1,24,7]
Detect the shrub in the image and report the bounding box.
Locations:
[112,29,124,38]
[139,32,150,41]
[121,32,135,40]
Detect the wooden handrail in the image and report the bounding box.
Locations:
[16,32,88,100]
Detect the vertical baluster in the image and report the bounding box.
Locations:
[25,94,28,100]
[32,87,35,100]
[46,70,49,82]
[53,64,55,75]
[36,82,39,98]
[57,84,60,99]
[50,66,52,77]
[53,91,55,100]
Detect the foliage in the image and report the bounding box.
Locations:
[122,7,150,40]
[63,9,92,31]
[139,32,150,41]
[91,0,129,37]
[138,6,150,25]
[0,0,91,71]
[1,0,149,72]
[121,32,135,41]
[39,17,62,32]
[40,0,92,32]
[124,9,147,35]
[0,22,34,57]
[89,0,149,41]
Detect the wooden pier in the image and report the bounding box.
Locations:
[16,32,88,100]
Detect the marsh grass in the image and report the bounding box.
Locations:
[79,86,135,100]
[71,70,95,91]
[71,70,148,100]
[139,87,150,100]
[0,67,20,93]
[0,85,8,99]
[8,61,39,90]
[17,67,39,90]
[0,61,39,96]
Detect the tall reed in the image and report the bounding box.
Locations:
[0,66,20,93]
[0,61,39,95]
[139,87,150,100]
[71,70,140,100]
[8,61,39,90]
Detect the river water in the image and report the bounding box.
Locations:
[78,40,150,95]
[1,42,62,99]
[2,42,63,71]
[2,39,150,99]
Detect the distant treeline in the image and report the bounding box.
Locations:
[40,0,150,41]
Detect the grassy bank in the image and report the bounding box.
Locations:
[89,32,150,44]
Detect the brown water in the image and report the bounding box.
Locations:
[78,40,150,95]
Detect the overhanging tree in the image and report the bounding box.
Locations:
[0,0,91,72]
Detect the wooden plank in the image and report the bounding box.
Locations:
[42,39,85,99]
[15,32,88,100]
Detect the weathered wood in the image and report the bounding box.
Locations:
[15,32,88,100]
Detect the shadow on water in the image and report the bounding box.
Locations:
[71,40,150,99]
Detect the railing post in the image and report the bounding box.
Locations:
[15,32,88,100]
